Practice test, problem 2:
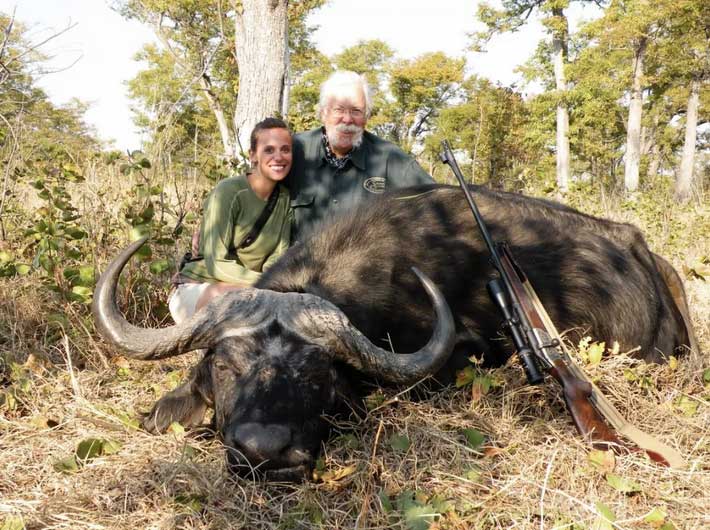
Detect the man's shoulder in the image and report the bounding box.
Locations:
[361,132,434,184]
[292,128,323,162]
[294,128,321,146]
[362,131,408,158]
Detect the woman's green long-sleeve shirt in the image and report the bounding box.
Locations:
[181,175,292,285]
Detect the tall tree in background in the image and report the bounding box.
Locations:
[233,0,288,154]
[380,52,464,151]
[473,0,597,193]
[608,0,654,193]
[424,77,533,186]
[0,11,98,240]
[665,0,709,202]
[119,1,236,157]
[121,0,323,163]
[334,39,394,124]
[584,0,708,195]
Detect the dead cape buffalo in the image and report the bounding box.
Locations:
[93,184,696,481]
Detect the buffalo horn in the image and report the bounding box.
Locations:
[94,239,456,380]
[92,237,274,360]
[281,268,456,384]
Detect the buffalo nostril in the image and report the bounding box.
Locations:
[230,422,292,461]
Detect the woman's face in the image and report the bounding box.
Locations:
[250,128,292,183]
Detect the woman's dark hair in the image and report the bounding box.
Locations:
[249,117,291,152]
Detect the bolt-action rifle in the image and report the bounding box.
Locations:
[439,140,684,468]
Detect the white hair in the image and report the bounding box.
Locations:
[318,70,373,120]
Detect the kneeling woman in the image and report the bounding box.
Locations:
[170,117,293,323]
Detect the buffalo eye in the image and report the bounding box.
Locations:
[212,359,234,379]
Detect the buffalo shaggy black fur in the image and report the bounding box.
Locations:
[262,185,692,368]
[102,184,695,481]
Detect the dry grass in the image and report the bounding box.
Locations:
[1,189,709,530]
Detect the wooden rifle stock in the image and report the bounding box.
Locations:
[497,246,625,451]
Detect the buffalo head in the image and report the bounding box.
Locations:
[93,237,456,481]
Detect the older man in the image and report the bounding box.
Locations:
[289,70,434,240]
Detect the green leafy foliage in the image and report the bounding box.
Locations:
[587,449,616,473]
[455,364,501,403]
[173,494,205,514]
[644,507,668,527]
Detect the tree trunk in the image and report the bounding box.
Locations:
[675,79,700,202]
[199,75,235,160]
[644,111,661,181]
[552,7,570,194]
[647,141,660,182]
[233,0,289,160]
[624,37,647,192]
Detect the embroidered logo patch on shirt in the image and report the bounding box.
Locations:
[363,176,386,194]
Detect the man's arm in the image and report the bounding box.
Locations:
[404,157,435,185]
[386,148,435,187]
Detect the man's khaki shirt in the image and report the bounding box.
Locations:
[289,128,434,240]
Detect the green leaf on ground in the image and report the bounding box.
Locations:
[52,455,79,473]
[70,285,93,303]
[588,449,615,473]
[378,490,394,513]
[15,264,31,275]
[174,494,204,513]
[76,438,122,462]
[644,507,667,527]
[335,433,359,449]
[463,468,482,482]
[403,504,437,530]
[168,422,185,435]
[462,428,485,450]
[101,439,122,455]
[674,395,698,416]
[587,341,605,365]
[109,409,141,430]
[365,391,386,410]
[76,438,104,461]
[605,473,641,493]
[594,501,616,528]
[389,433,411,452]
[1,515,25,530]
[396,490,439,530]
[455,366,476,388]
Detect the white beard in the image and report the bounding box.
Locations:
[326,124,364,153]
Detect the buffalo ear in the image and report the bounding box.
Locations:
[142,361,212,434]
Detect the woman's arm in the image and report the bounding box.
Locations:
[198,181,262,284]
[262,206,293,271]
